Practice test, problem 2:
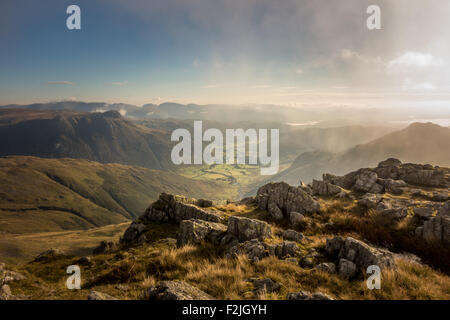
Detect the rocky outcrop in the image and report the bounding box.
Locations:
[311,179,344,196]
[0,263,26,301]
[145,281,213,300]
[256,182,320,221]
[177,219,227,247]
[141,193,223,224]
[227,216,272,242]
[375,201,408,220]
[121,222,147,244]
[120,193,225,245]
[228,239,299,262]
[416,216,450,244]
[353,170,383,193]
[325,236,395,271]
[286,291,334,300]
[325,158,449,194]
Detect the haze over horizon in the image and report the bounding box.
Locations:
[1,0,450,117]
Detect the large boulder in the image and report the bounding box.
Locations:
[416,215,450,244]
[353,170,383,193]
[145,281,213,300]
[177,219,227,247]
[311,180,344,196]
[228,239,270,262]
[376,201,408,220]
[228,239,299,262]
[256,182,320,221]
[227,216,272,242]
[325,236,395,270]
[142,193,223,224]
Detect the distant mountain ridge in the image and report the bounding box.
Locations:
[249,122,450,190]
[0,108,173,170]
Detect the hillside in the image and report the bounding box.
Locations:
[257,122,450,188]
[2,158,449,300]
[0,156,232,235]
[0,109,173,170]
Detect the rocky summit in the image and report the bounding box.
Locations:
[5,158,450,300]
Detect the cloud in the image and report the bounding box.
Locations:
[47,81,74,85]
[295,68,303,74]
[402,78,436,91]
[389,52,445,69]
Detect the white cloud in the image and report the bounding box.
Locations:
[389,52,444,68]
[402,78,436,91]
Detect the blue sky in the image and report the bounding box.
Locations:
[1,0,450,112]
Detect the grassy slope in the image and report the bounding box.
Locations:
[0,156,233,235]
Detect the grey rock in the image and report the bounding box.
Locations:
[256,182,320,221]
[311,180,344,196]
[228,239,269,262]
[315,262,336,274]
[353,170,380,193]
[287,291,334,300]
[121,222,147,244]
[275,241,300,258]
[414,207,433,219]
[432,192,448,202]
[338,259,358,279]
[227,216,272,242]
[358,193,382,209]
[419,215,450,243]
[247,278,281,294]
[142,193,224,224]
[326,236,395,270]
[282,229,303,242]
[146,281,213,300]
[177,219,227,247]
[289,212,306,227]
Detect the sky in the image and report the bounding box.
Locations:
[1,0,450,115]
